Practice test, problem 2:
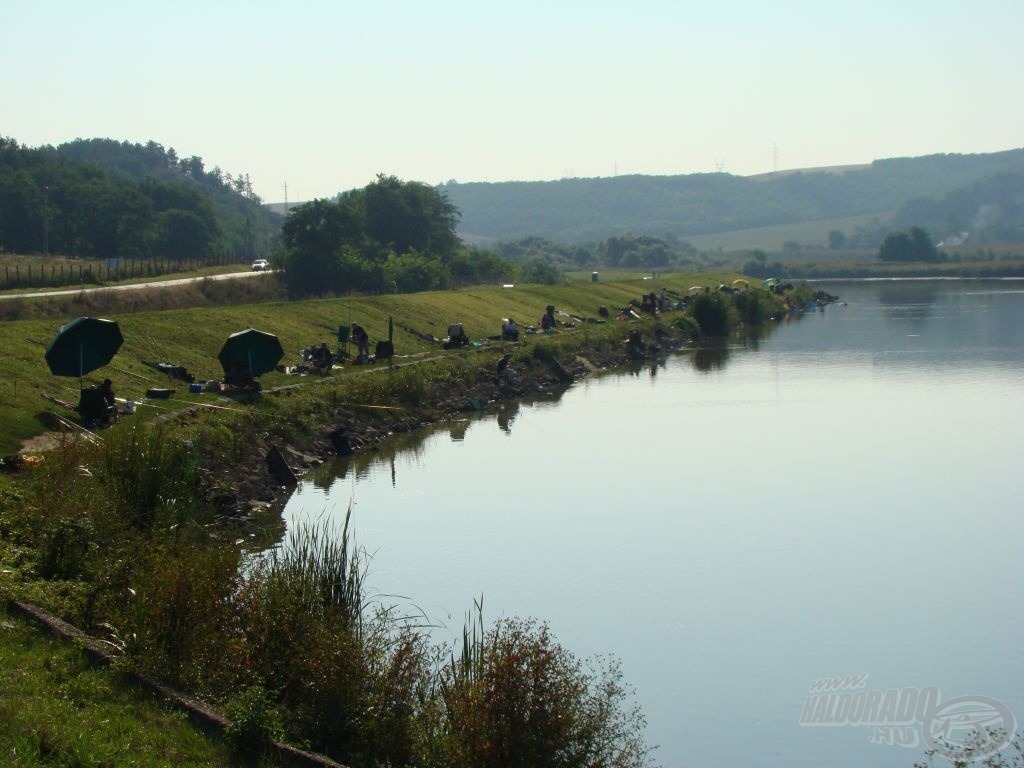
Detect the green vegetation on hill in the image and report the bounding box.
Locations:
[0,137,281,262]
[439,148,1024,246]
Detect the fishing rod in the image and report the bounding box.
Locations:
[164,397,281,416]
[109,364,153,382]
[45,411,101,444]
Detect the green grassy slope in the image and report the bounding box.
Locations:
[1,274,740,453]
[0,606,233,766]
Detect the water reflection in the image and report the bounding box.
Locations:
[279,280,1024,768]
[496,400,519,433]
[448,419,470,441]
[877,281,939,328]
[238,501,288,553]
[691,343,730,372]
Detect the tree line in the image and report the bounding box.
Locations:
[0,137,280,261]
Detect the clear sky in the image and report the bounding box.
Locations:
[4,0,1022,203]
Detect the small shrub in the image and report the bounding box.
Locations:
[124,538,240,691]
[689,292,731,337]
[436,616,654,768]
[97,424,205,531]
[732,289,776,325]
[224,681,284,762]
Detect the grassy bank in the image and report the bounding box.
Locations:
[0,604,234,766]
[0,274,795,766]
[1,272,745,454]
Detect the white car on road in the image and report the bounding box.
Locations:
[251,259,270,271]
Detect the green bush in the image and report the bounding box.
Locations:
[224,681,284,762]
[97,424,206,531]
[689,292,731,337]
[434,616,652,768]
[732,289,777,325]
[124,537,240,692]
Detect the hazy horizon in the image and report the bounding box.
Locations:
[5,1,1022,203]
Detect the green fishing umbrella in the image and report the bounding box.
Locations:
[45,317,124,379]
[218,328,284,376]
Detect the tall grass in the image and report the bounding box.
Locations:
[97,423,205,531]
[264,506,364,633]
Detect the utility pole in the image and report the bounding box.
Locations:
[283,181,289,214]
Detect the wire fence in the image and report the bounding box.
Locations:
[0,253,251,291]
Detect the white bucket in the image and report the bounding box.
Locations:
[122,401,136,415]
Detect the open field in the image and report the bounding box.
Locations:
[0,272,742,454]
[684,211,892,253]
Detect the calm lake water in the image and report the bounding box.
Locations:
[281,279,1024,768]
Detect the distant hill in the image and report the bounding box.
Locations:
[436,149,1024,248]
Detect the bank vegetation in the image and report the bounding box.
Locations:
[1,275,800,765]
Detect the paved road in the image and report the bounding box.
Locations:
[0,270,271,301]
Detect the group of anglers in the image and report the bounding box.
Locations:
[79,290,683,428]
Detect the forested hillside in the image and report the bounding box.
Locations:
[0,137,281,260]
[440,149,1024,245]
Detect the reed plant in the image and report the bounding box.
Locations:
[96,423,206,532]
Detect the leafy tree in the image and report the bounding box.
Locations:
[879,231,914,262]
[828,230,847,249]
[879,226,939,262]
[155,209,219,260]
[280,177,465,296]
[445,247,513,287]
[281,197,363,260]
[518,258,562,285]
[597,234,672,268]
[384,251,443,293]
[361,174,459,261]
[0,137,244,259]
[909,225,939,262]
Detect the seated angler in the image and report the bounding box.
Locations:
[313,342,333,371]
[502,317,519,341]
[540,305,556,331]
